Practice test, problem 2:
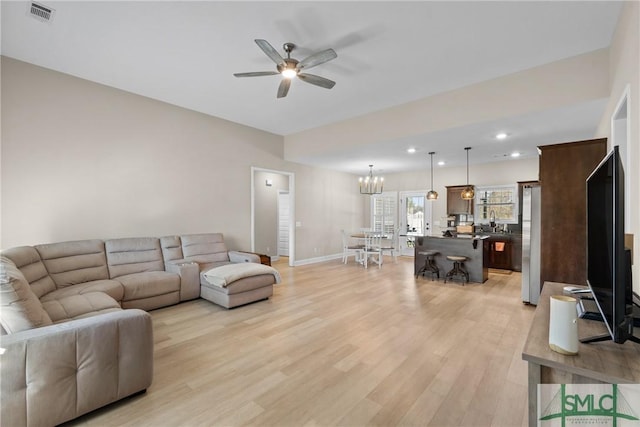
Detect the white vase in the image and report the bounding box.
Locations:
[549,295,579,355]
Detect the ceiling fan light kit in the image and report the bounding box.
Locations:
[234,39,337,98]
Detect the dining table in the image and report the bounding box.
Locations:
[349,231,387,268]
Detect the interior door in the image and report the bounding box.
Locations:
[399,191,433,256]
[277,191,290,257]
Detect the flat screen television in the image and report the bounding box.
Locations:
[583,145,638,345]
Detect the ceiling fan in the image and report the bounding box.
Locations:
[234,39,337,99]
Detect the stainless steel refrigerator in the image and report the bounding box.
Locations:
[522,184,541,305]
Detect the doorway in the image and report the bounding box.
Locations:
[398,191,433,256]
[251,167,295,266]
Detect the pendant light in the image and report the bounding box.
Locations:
[359,165,384,195]
[461,147,475,200]
[427,152,438,200]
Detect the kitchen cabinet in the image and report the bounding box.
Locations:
[446,185,474,215]
[538,138,606,285]
[487,237,512,270]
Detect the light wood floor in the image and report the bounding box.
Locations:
[68,256,536,427]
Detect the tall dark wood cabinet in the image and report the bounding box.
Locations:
[538,138,607,286]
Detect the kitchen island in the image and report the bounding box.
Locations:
[414,235,489,283]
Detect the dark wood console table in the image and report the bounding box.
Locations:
[522,282,640,426]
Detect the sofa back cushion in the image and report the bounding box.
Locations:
[1,246,56,298]
[105,238,164,278]
[160,235,184,262]
[180,233,230,264]
[35,240,109,288]
[0,256,53,333]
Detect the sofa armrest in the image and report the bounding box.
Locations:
[165,260,200,301]
[228,251,270,266]
[0,309,153,427]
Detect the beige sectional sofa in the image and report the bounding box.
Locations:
[0,233,277,426]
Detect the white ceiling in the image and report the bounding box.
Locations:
[1,1,623,174]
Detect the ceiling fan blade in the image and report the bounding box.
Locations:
[255,39,286,66]
[297,73,336,89]
[297,48,337,70]
[234,71,279,78]
[277,79,291,98]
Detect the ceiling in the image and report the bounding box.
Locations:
[1,1,624,174]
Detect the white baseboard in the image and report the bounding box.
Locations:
[293,253,342,266]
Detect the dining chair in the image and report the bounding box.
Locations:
[362,231,383,268]
[341,229,364,264]
[379,228,399,263]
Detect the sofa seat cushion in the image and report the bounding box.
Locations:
[40,279,124,304]
[0,256,53,333]
[41,292,121,323]
[116,271,180,302]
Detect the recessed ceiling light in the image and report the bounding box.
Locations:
[437,161,445,166]
[511,152,521,158]
[496,133,508,140]
[407,148,416,154]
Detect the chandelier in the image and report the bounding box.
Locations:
[427,152,438,200]
[461,147,475,200]
[359,165,384,195]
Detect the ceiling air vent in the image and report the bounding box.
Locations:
[28,2,55,23]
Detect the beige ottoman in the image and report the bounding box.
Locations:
[200,263,279,309]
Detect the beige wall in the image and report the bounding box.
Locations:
[0,57,364,261]
[595,1,639,293]
[284,49,610,163]
[288,163,365,261]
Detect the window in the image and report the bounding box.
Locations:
[475,185,518,224]
[371,192,397,234]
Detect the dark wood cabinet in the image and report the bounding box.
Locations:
[487,237,512,270]
[446,185,474,215]
[538,138,607,285]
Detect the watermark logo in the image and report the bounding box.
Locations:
[538,384,640,426]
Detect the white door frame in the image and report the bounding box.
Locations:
[611,84,631,230]
[251,167,295,266]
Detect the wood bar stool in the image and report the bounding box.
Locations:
[416,250,439,280]
[444,255,469,284]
